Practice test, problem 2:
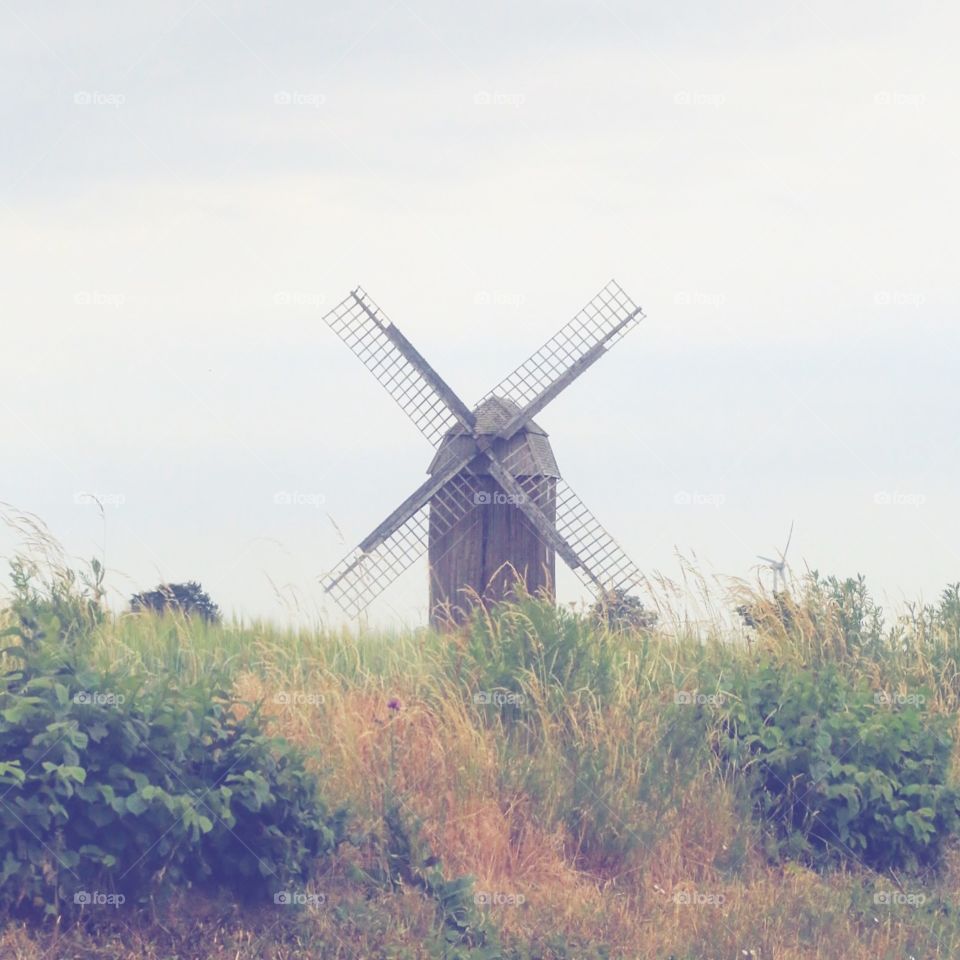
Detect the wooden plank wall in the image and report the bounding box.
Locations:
[429,474,557,627]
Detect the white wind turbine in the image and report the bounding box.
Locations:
[757,521,794,593]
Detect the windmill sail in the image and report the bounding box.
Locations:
[498,441,643,594]
[482,454,595,583]
[553,481,643,593]
[357,449,477,554]
[322,468,482,618]
[482,280,644,437]
[323,288,475,447]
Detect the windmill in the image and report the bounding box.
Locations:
[320,280,647,626]
[757,521,794,593]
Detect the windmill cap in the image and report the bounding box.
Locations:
[467,396,549,437]
[427,396,560,478]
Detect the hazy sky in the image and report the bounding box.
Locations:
[2,1,957,626]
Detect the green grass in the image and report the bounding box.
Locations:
[4,551,960,958]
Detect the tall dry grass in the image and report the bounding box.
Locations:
[3,514,960,957]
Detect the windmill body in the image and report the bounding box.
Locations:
[319,281,647,626]
[427,396,559,622]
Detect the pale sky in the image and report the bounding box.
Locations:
[2,1,957,626]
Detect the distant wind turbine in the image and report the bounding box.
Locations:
[757,521,794,593]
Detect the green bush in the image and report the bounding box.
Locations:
[5,556,105,651]
[806,571,887,657]
[0,568,347,918]
[714,658,959,871]
[590,587,657,632]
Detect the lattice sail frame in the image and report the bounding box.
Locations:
[322,471,483,619]
[323,288,466,448]
[482,280,643,412]
[497,445,643,595]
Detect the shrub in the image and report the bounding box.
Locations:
[805,572,887,656]
[130,582,221,623]
[714,658,959,872]
[591,588,658,632]
[0,569,346,918]
[6,556,105,650]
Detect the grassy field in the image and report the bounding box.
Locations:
[3,559,960,959]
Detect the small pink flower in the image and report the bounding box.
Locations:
[387,698,402,712]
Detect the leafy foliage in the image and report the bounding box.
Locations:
[805,572,887,655]
[591,587,658,632]
[7,556,105,652]
[714,658,959,871]
[0,569,345,918]
[130,581,221,623]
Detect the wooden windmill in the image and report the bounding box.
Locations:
[321,280,646,626]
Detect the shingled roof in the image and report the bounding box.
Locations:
[427,396,561,478]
